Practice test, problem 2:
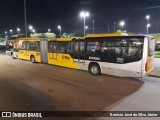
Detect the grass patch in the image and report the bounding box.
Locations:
[155,51,160,58]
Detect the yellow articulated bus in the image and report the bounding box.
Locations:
[6,33,155,77]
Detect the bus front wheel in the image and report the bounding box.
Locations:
[30,56,36,63]
[89,63,101,76]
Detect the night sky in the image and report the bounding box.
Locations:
[1,0,160,37]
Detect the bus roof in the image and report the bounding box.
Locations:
[56,38,73,41]
[48,38,73,41]
[14,37,84,41]
[52,37,84,41]
[85,33,128,38]
[18,37,40,41]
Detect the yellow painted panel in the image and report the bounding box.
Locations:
[18,50,41,62]
[56,38,73,41]
[48,53,78,69]
[18,50,24,59]
[85,33,128,38]
[18,38,40,41]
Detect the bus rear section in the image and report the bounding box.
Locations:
[17,38,41,63]
[6,39,19,59]
[84,34,154,77]
[142,36,155,76]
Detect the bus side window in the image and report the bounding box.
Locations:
[80,42,84,54]
[66,42,72,53]
[35,41,40,51]
[57,42,70,54]
[101,42,109,55]
[48,41,57,53]
[22,41,29,50]
[29,41,36,50]
[87,42,100,55]
[73,42,79,53]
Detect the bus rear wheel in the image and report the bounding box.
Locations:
[89,63,101,76]
[30,56,36,63]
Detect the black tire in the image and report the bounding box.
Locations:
[89,63,101,76]
[30,56,36,63]
[11,53,15,59]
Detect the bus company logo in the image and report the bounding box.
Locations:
[36,53,40,56]
[89,57,100,61]
[2,112,11,117]
[62,55,70,60]
[1,112,42,118]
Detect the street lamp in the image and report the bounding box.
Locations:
[147,24,151,34]
[17,28,20,34]
[5,31,7,38]
[29,25,35,33]
[146,15,150,24]
[48,28,51,32]
[29,25,33,30]
[85,26,88,34]
[5,31,7,35]
[32,29,35,33]
[80,11,89,36]
[146,15,150,34]
[119,21,125,30]
[57,25,61,37]
[10,29,13,36]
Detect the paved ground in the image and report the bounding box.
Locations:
[0,49,160,120]
[87,58,160,120]
[88,81,160,120]
[149,58,160,77]
[0,54,144,120]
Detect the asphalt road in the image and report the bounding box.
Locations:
[0,54,143,119]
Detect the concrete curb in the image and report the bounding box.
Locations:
[149,75,160,78]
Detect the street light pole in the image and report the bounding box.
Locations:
[10,29,13,37]
[5,31,7,35]
[114,22,116,32]
[17,28,20,34]
[107,24,109,33]
[24,0,27,37]
[120,21,125,31]
[32,29,35,33]
[5,31,7,38]
[85,26,88,34]
[146,15,150,34]
[80,11,89,36]
[93,19,94,34]
[157,21,159,34]
[147,24,151,34]
[58,25,61,37]
[83,15,86,36]
[48,28,51,33]
[146,15,150,24]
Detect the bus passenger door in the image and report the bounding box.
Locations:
[73,41,85,63]
[40,38,48,63]
[52,42,57,60]
[48,41,57,60]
